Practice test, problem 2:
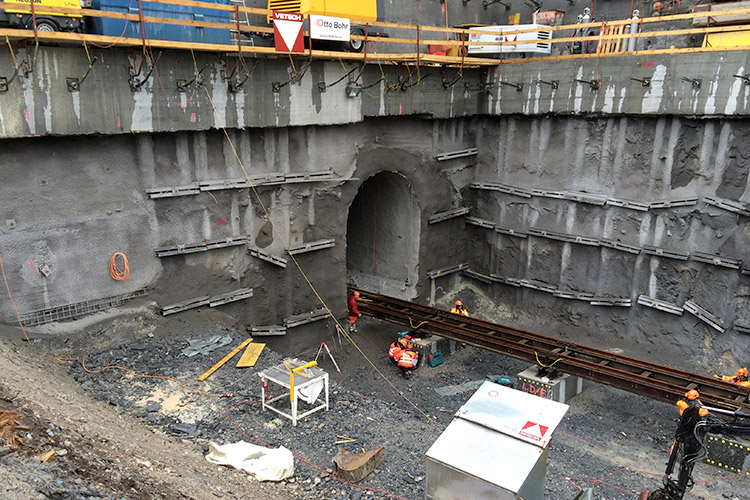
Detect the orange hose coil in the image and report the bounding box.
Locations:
[110,252,130,281]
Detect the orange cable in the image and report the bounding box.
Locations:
[110,252,130,281]
[49,355,78,364]
[0,252,31,344]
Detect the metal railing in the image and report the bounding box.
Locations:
[1,0,750,67]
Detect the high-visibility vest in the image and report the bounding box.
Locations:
[450,307,469,317]
[388,343,403,360]
[398,350,418,368]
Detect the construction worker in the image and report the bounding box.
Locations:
[450,300,469,317]
[347,290,361,333]
[388,336,411,364]
[664,389,709,498]
[715,367,750,388]
[397,345,419,377]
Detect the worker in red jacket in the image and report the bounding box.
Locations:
[347,291,361,333]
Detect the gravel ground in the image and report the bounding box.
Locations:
[0,295,748,500]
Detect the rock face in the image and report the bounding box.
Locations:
[3,115,749,369]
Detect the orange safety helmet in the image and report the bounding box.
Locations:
[685,389,700,401]
[399,338,408,347]
[353,291,360,298]
[455,300,463,307]
[737,367,749,378]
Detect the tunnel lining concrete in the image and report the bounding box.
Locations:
[346,171,421,298]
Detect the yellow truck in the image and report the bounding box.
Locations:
[266,0,385,52]
[0,0,85,31]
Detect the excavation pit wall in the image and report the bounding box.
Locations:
[2,114,750,372]
[2,37,750,370]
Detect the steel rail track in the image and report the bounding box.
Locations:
[355,289,750,413]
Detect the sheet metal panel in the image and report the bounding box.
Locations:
[425,382,568,497]
[456,382,568,448]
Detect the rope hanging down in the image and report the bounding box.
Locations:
[110,252,130,281]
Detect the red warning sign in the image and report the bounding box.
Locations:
[273,11,304,53]
[519,421,549,441]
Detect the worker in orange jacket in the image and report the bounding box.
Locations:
[715,367,750,388]
[450,300,469,317]
[397,346,419,377]
[347,291,361,333]
[388,337,411,364]
[665,389,709,497]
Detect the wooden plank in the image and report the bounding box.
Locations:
[198,338,253,381]
[236,342,265,368]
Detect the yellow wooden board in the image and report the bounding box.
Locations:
[236,342,265,368]
[703,29,750,48]
[197,338,253,381]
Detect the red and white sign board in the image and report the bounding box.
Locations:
[273,11,304,53]
[310,14,350,41]
[519,421,549,442]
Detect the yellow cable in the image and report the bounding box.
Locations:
[409,317,428,329]
[200,87,436,423]
[83,40,91,65]
[535,351,561,368]
[5,36,18,70]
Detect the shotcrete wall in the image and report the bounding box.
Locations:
[0,118,471,329]
[2,114,749,368]
[466,115,750,370]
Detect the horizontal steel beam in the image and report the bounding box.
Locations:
[355,289,749,414]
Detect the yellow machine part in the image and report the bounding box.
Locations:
[267,0,377,22]
[702,29,750,48]
[2,0,82,19]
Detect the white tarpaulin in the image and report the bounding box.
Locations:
[297,379,325,404]
[205,441,294,481]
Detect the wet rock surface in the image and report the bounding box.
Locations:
[0,302,748,500]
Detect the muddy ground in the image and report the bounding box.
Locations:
[0,292,747,500]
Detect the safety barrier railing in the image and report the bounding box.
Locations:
[2,0,750,67]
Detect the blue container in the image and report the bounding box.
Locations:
[90,0,231,45]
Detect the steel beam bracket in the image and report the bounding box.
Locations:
[483,0,511,9]
[537,79,559,90]
[66,56,98,92]
[129,51,162,92]
[498,80,524,92]
[681,76,701,89]
[176,64,208,92]
[428,207,470,224]
[630,77,651,87]
[464,82,494,93]
[575,78,600,90]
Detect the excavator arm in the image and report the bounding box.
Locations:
[639,408,750,500]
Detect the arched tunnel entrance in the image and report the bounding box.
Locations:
[346,172,421,298]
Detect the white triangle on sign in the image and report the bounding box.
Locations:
[519,422,543,441]
[275,19,303,51]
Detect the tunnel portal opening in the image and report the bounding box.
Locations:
[346,172,420,298]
